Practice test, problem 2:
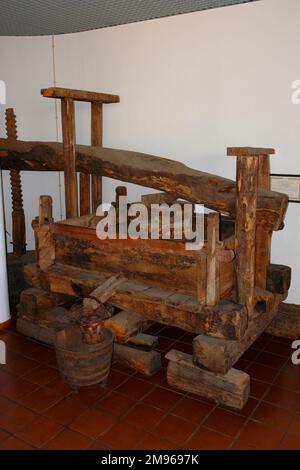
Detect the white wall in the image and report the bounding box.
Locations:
[0,0,300,302]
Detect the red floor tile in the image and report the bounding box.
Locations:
[101,421,146,450]
[255,351,287,369]
[15,415,63,448]
[0,402,37,433]
[287,412,300,436]
[17,386,62,413]
[230,440,258,450]
[94,390,134,417]
[250,379,270,399]
[0,395,16,414]
[3,355,39,376]
[238,420,285,450]
[186,426,232,450]
[125,402,165,431]
[106,369,130,389]
[143,386,183,411]
[0,428,9,443]
[264,340,292,358]
[24,364,59,386]
[70,408,117,439]
[264,385,300,410]
[0,373,39,399]
[202,408,246,438]
[251,401,293,430]
[71,383,109,406]
[44,396,88,425]
[0,435,35,450]
[88,438,109,450]
[278,433,300,450]
[116,377,153,400]
[153,413,197,445]
[247,363,278,383]
[171,397,213,423]
[275,364,300,392]
[220,397,259,418]
[43,428,92,450]
[135,433,175,450]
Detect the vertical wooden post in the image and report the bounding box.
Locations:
[206,212,220,306]
[91,102,103,213]
[227,147,275,315]
[196,255,207,304]
[39,195,53,225]
[235,156,258,314]
[256,155,272,289]
[61,97,78,218]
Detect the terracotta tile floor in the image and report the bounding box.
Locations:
[0,322,299,450]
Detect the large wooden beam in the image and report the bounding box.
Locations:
[42,263,247,340]
[166,349,250,410]
[0,140,288,231]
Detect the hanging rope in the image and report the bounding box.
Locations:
[51,33,63,220]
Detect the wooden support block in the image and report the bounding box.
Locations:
[166,349,250,410]
[193,291,281,373]
[39,195,53,225]
[113,343,161,376]
[267,264,291,297]
[17,306,71,346]
[23,263,42,289]
[61,97,78,218]
[19,288,56,318]
[196,254,206,304]
[127,333,158,351]
[104,310,151,343]
[32,221,55,271]
[266,303,300,339]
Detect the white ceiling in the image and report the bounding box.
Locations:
[0,0,259,36]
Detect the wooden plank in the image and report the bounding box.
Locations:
[61,97,78,218]
[104,310,151,343]
[234,154,259,314]
[141,192,178,206]
[206,213,220,306]
[43,263,247,340]
[19,288,56,318]
[113,343,161,375]
[23,263,42,289]
[41,87,120,104]
[91,101,103,213]
[193,291,281,373]
[266,303,300,339]
[228,147,275,157]
[166,349,250,410]
[52,232,234,299]
[0,140,288,231]
[83,275,125,313]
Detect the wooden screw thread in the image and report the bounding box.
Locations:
[5,108,26,256]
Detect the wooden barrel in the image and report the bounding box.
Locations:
[55,326,114,388]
